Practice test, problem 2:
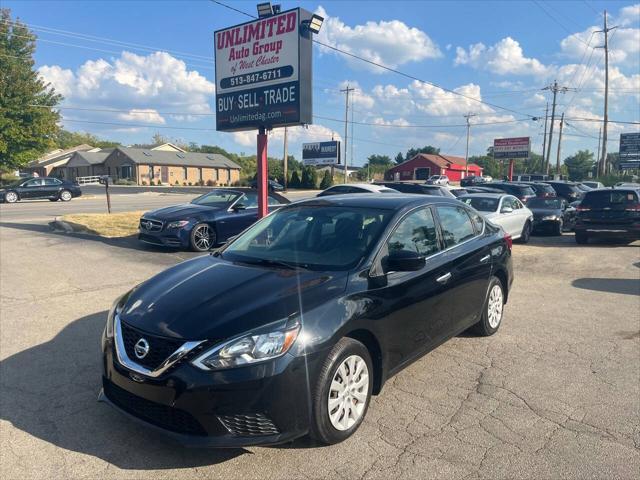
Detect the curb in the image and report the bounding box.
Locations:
[49,218,74,233]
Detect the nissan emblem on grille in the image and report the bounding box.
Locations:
[134,338,150,359]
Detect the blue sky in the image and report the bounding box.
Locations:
[5,0,640,165]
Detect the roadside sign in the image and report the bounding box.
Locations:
[493,137,531,159]
[302,141,341,165]
[619,162,640,170]
[619,132,640,162]
[214,8,313,132]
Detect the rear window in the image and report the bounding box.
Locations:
[513,185,536,196]
[581,191,639,209]
[460,196,499,212]
[530,183,555,194]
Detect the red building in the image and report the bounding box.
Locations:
[385,153,483,182]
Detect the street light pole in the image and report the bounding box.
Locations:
[463,112,476,177]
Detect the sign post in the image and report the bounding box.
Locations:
[493,137,531,181]
[214,6,317,217]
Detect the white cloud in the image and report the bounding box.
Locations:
[617,4,640,26]
[560,26,640,67]
[315,6,441,72]
[336,80,375,109]
[454,37,549,76]
[409,81,497,116]
[118,109,165,124]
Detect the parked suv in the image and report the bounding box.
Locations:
[484,182,537,203]
[574,189,640,244]
[543,181,583,203]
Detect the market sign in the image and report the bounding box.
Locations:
[493,137,531,159]
[619,132,640,162]
[302,141,341,165]
[214,8,313,132]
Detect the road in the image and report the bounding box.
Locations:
[0,206,639,478]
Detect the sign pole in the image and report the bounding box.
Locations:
[257,126,268,218]
[508,159,514,182]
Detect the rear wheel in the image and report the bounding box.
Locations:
[59,190,72,202]
[517,221,531,244]
[575,232,588,244]
[4,191,18,203]
[189,223,215,251]
[471,276,505,336]
[310,338,373,445]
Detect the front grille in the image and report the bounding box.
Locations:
[218,413,279,436]
[120,321,183,371]
[139,218,163,232]
[104,379,207,436]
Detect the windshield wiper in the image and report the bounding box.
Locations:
[241,258,309,270]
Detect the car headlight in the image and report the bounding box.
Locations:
[192,321,301,371]
[167,220,190,229]
[105,294,125,338]
[542,215,559,221]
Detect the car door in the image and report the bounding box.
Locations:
[500,196,521,237]
[42,178,62,198]
[434,205,493,334]
[227,191,260,232]
[511,197,530,233]
[364,206,454,371]
[19,178,44,199]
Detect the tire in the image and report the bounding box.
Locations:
[517,221,531,244]
[554,221,563,236]
[471,276,505,337]
[575,232,588,244]
[189,223,215,251]
[4,191,18,203]
[59,190,72,202]
[309,338,373,445]
[49,198,58,202]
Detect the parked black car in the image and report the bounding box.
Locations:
[460,175,486,187]
[464,186,506,194]
[518,182,557,198]
[375,182,456,198]
[100,194,513,447]
[484,182,537,203]
[138,188,289,251]
[0,177,81,203]
[574,188,640,244]
[542,181,583,203]
[528,197,576,235]
[250,179,284,191]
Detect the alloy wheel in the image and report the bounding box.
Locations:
[60,190,72,201]
[487,284,503,329]
[328,355,369,431]
[193,224,211,250]
[5,192,18,203]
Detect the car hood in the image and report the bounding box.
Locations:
[144,203,219,220]
[119,255,349,340]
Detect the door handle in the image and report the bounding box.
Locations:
[480,254,491,263]
[436,272,452,284]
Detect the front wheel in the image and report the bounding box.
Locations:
[59,190,72,202]
[4,191,18,203]
[517,221,531,244]
[189,223,215,251]
[471,276,505,337]
[310,338,373,445]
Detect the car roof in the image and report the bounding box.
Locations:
[293,193,461,210]
[459,193,509,199]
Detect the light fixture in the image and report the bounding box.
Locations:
[257,2,273,18]
[272,4,281,14]
[303,13,324,34]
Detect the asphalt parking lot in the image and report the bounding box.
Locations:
[1,197,639,479]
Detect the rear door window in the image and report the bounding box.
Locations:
[436,206,477,248]
[387,208,440,257]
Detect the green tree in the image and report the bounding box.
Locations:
[0,9,62,176]
[404,145,440,162]
[394,152,404,164]
[469,155,501,179]
[54,129,120,149]
[319,169,333,189]
[301,165,318,188]
[564,150,596,181]
[290,170,301,188]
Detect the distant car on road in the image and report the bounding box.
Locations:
[574,188,640,244]
[250,178,284,191]
[317,183,398,197]
[138,187,289,251]
[459,193,533,243]
[527,197,576,235]
[375,182,456,198]
[460,175,486,187]
[581,181,604,190]
[425,174,449,186]
[0,176,81,203]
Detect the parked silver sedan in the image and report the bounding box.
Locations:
[459,193,534,243]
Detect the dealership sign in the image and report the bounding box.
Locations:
[302,141,341,165]
[619,132,640,162]
[214,8,313,132]
[493,137,531,159]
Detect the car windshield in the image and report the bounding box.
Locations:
[528,198,562,209]
[460,197,499,212]
[221,205,394,270]
[191,190,239,207]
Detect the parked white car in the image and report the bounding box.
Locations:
[426,175,449,186]
[317,183,398,197]
[581,181,604,189]
[459,193,534,243]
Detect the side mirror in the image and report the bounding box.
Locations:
[232,203,246,211]
[501,206,513,214]
[385,250,425,272]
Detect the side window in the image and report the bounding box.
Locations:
[501,197,514,211]
[43,178,61,186]
[238,192,259,208]
[468,210,484,233]
[267,194,283,206]
[513,198,523,209]
[387,208,440,257]
[436,206,476,248]
[24,179,43,187]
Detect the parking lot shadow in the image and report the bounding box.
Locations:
[0,311,246,469]
[572,277,640,296]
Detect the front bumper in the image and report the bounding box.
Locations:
[574,222,640,240]
[138,228,190,248]
[100,335,325,447]
[532,218,562,231]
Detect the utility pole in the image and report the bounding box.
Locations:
[596,127,602,177]
[542,80,569,175]
[340,84,354,184]
[541,102,549,173]
[282,126,288,192]
[463,112,477,176]
[556,112,565,176]
[595,10,617,176]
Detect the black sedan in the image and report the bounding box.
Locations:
[250,179,284,191]
[528,197,576,235]
[138,188,289,251]
[0,177,81,203]
[100,194,514,447]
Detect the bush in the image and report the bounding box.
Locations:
[155,179,162,186]
[0,175,21,186]
[289,170,301,188]
[301,166,318,189]
[141,181,147,186]
[319,170,333,190]
[174,180,180,186]
[197,179,204,186]
[114,178,136,185]
[206,179,216,187]
[188,181,193,186]
[183,181,187,186]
